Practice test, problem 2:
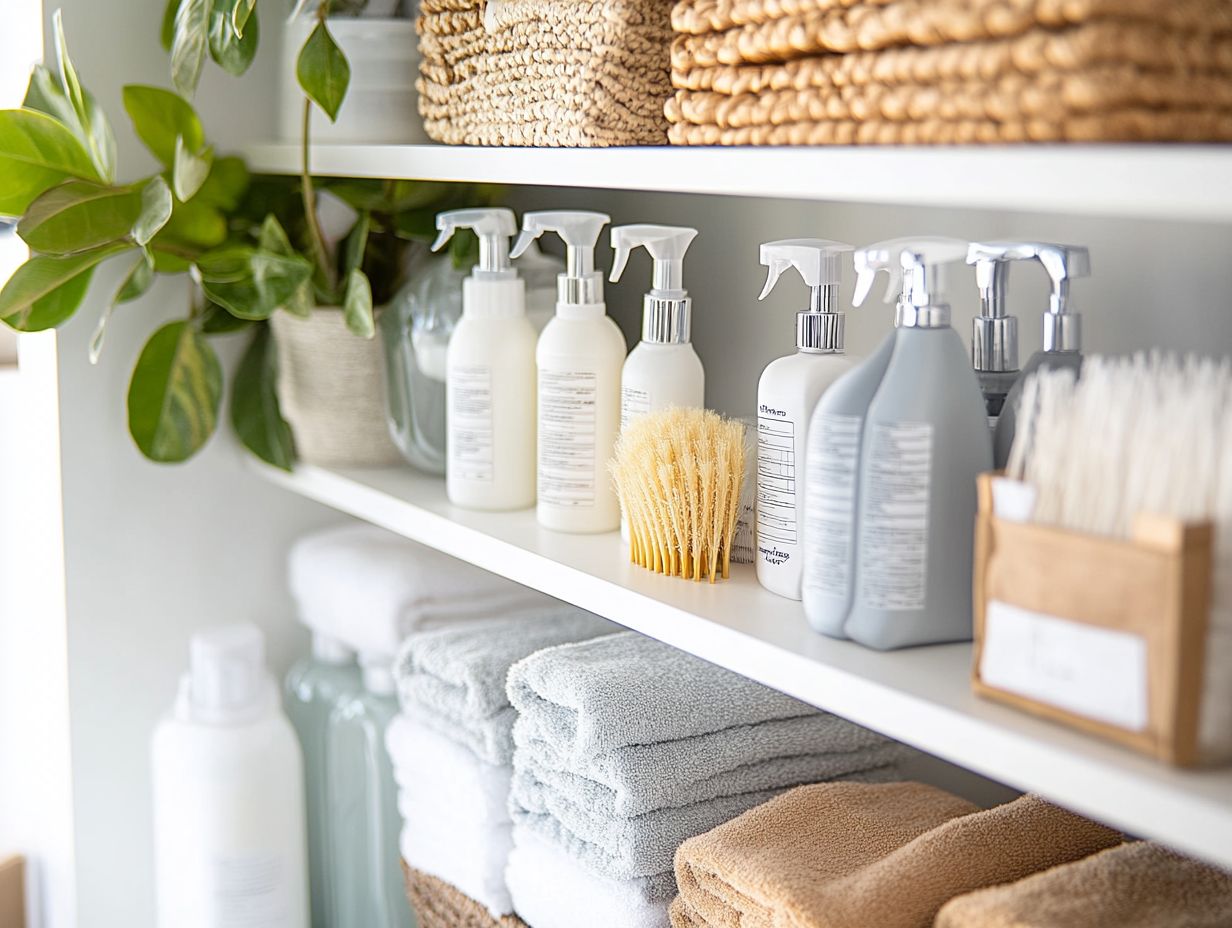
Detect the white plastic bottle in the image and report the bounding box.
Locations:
[754,239,855,600]
[610,224,705,428]
[152,625,308,928]
[512,211,626,534]
[844,238,993,650]
[434,208,537,511]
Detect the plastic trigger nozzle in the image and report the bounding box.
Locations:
[432,208,518,276]
[758,239,853,352]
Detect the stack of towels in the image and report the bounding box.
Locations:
[387,608,615,924]
[504,631,911,928]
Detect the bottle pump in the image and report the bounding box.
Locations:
[432,207,521,310]
[754,239,854,601]
[965,243,1023,428]
[512,210,611,313]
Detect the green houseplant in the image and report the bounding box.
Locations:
[0,4,481,468]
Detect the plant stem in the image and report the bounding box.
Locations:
[301,64,336,297]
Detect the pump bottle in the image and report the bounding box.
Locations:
[610,224,705,429]
[969,242,1090,468]
[433,208,537,511]
[965,246,1022,431]
[512,211,625,534]
[843,238,992,650]
[754,239,855,600]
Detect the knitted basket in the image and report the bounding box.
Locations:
[402,863,529,928]
[417,0,674,146]
[269,308,404,468]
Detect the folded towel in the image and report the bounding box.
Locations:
[400,818,514,916]
[402,863,527,928]
[513,766,901,879]
[506,632,833,759]
[514,711,906,817]
[936,841,1232,928]
[671,782,1123,928]
[289,525,553,657]
[505,825,674,928]
[397,608,616,764]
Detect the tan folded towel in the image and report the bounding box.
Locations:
[402,862,528,928]
[937,841,1232,928]
[671,781,1123,928]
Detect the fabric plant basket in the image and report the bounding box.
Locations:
[269,308,405,467]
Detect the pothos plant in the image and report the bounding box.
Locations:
[0,4,485,468]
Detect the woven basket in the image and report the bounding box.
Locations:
[417,0,674,146]
[402,863,528,928]
[269,308,404,468]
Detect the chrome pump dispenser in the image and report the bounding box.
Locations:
[977,242,1091,467]
[965,243,1023,428]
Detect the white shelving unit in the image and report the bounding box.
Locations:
[246,143,1232,221]
[256,462,1232,870]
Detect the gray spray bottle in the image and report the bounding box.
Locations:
[842,237,992,651]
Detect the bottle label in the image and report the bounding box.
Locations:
[620,386,651,431]
[539,370,598,508]
[449,365,494,482]
[211,852,289,926]
[803,413,862,599]
[858,421,933,610]
[756,413,799,564]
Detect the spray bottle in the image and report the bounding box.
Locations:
[754,239,855,600]
[512,211,625,533]
[967,242,1090,468]
[966,244,1023,432]
[843,237,992,650]
[431,208,537,511]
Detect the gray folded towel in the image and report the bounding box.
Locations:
[396,607,616,764]
[514,713,907,817]
[506,632,825,759]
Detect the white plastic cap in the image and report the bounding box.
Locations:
[758,239,852,300]
[431,208,518,276]
[185,624,273,725]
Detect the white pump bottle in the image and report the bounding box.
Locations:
[512,211,626,534]
[755,239,855,601]
[434,208,537,511]
[611,224,705,429]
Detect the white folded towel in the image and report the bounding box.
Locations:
[399,819,514,917]
[289,524,554,658]
[505,826,673,928]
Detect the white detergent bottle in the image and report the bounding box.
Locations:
[152,625,309,928]
[801,248,906,638]
[434,208,537,511]
[971,242,1090,468]
[512,210,626,534]
[755,239,855,600]
[844,237,993,650]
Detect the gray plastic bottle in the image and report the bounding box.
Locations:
[843,238,992,650]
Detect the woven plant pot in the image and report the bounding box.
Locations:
[269,307,404,467]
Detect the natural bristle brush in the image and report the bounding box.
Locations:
[610,408,746,582]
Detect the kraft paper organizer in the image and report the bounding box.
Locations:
[973,473,1214,767]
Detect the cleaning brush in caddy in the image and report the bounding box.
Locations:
[611,407,747,582]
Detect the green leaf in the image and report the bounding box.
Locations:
[297,21,350,122]
[134,177,174,246]
[258,214,295,255]
[90,250,155,364]
[171,0,211,98]
[343,267,373,338]
[252,250,314,312]
[208,0,259,77]
[122,85,204,168]
[173,136,212,201]
[449,227,480,270]
[127,320,222,462]
[201,302,253,333]
[343,210,369,277]
[161,0,180,51]
[156,199,226,250]
[193,155,248,210]
[393,208,436,243]
[0,242,130,331]
[197,246,312,321]
[231,0,257,37]
[52,10,115,184]
[17,180,141,255]
[0,108,101,216]
[230,324,295,469]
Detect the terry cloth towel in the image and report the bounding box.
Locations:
[402,863,528,928]
[936,841,1232,928]
[396,608,616,765]
[386,717,515,915]
[288,524,554,657]
[505,825,674,928]
[671,781,1124,928]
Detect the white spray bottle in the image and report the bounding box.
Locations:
[755,239,855,600]
[433,208,537,511]
[844,237,992,650]
[512,211,626,534]
[610,224,705,429]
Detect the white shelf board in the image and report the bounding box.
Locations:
[258,462,1232,868]
[245,143,1232,222]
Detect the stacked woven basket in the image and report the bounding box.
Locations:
[665,0,1232,144]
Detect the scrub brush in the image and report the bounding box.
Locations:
[611,408,746,582]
